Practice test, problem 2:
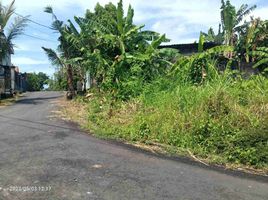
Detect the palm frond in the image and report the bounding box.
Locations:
[44,6,58,22]
[236,4,256,24]
[51,20,63,31]
[6,16,28,52]
[44,6,53,14]
[42,47,64,67]
[0,0,15,29]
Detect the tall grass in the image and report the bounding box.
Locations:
[82,74,268,169]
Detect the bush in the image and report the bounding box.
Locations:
[82,74,268,169]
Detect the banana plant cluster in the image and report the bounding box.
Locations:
[43,0,171,99]
[251,47,268,72]
[237,19,268,63]
[202,0,268,72]
[172,33,233,84]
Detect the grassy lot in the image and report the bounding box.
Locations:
[61,75,268,175]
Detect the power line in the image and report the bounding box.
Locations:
[14,12,52,29]
[12,12,57,42]
[22,33,56,43]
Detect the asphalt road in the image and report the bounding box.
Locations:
[0,92,267,200]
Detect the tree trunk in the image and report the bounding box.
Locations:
[66,64,75,100]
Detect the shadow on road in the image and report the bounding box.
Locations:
[15,96,61,105]
[0,114,81,133]
[0,114,267,183]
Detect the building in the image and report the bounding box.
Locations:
[159,42,218,55]
[0,55,27,98]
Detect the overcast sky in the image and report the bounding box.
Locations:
[2,0,268,75]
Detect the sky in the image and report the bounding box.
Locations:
[2,0,268,76]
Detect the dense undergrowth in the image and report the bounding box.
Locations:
[72,73,268,171]
[44,0,268,172]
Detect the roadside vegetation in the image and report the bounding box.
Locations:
[26,72,49,91]
[44,0,268,172]
[0,93,21,106]
[0,0,28,62]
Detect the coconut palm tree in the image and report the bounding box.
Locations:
[43,6,80,99]
[0,0,28,62]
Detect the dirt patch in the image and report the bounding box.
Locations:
[0,94,25,107]
[54,98,88,125]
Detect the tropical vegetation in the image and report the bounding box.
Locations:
[44,0,268,172]
[0,0,28,62]
[26,72,49,91]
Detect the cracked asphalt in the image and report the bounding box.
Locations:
[0,91,267,200]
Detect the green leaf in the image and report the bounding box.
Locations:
[125,5,134,28]
[151,34,166,49]
[198,32,205,53]
[125,25,144,38]
[117,0,124,34]
[253,58,268,69]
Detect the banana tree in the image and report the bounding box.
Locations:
[202,25,224,44]
[251,47,268,73]
[244,18,261,63]
[220,0,256,47]
[172,33,233,84]
[236,18,268,63]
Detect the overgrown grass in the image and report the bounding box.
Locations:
[68,74,268,172]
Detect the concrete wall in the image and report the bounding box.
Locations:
[1,54,11,66]
[0,66,5,94]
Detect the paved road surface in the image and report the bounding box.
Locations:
[0,92,267,200]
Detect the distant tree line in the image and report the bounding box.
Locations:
[26,72,49,91]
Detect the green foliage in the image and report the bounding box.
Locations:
[198,32,205,52]
[27,72,49,91]
[52,0,171,100]
[202,25,224,44]
[220,0,256,46]
[47,71,68,91]
[172,44,233,84]
[46,0,268,170]
[251,47,268,73]
[0,0,28,60]
[82,74,268,169]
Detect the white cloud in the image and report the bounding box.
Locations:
[2,0,268,74]
[253,6,268,19]
[12,57,49,65]
[4,0,267,43]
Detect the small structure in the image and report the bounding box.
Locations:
[0,63,27,98]
[14,67,27,93]
[1,47,27,98]
[159,42,218,55]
